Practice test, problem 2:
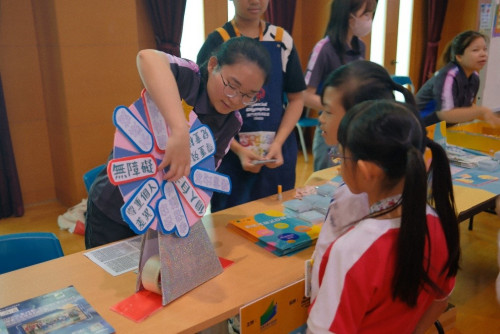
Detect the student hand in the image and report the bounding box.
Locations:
[158,127,191,181]
[479,106,500,128]
[263,142,284,169]
[236,147,263,173]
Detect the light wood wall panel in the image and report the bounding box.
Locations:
[0,0,55,205]
[439,0,480,67]
[203,0,229,38]
[295,0,331,70]
[1,0,154,206]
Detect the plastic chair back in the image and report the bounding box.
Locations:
[391,75,415,93]
[83,164,106,193]
[296,108,319,162]
[0,232,64,274]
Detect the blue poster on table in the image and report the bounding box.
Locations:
[0,286,114,334]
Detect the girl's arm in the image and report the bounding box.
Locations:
[304,86,323,111]
[436,105,500,126]
[136,49,191,181]
[264,91,304,167]
[412,299,448,334]
[434,69,500,126]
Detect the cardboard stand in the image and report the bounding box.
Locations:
[135,220,223,306]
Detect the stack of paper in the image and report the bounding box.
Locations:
[446,144,491,168]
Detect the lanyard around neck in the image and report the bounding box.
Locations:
[231,19,263,41]
[333,194,402,231]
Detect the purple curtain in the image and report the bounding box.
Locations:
[0,75,24,218]
[420,0,448,86]
[145,0,187,56]
[264,0,297,33]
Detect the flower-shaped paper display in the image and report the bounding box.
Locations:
[108,90,231,238]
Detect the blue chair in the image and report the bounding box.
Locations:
[296,108,319,162]
[83,164,106,193]
[391,75,415,93]
[0,232,64,274]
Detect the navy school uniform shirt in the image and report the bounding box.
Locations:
[416,61,480,126]
[89,54,242,223]
[304,36,365,94]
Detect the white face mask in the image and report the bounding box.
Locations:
[350,14,373,37]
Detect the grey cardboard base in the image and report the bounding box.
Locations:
[136,220,223,305]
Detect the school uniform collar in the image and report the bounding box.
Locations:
[450,61,479,82]
[230,19,265,40]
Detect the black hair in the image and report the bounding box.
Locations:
[321,60,415,109]
[337,100,459,307]
[442,30,487,65]
[324,0,377,64]
[199,36,271,85]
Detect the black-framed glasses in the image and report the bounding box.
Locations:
[329,145,354,164]
[220,73,259,106]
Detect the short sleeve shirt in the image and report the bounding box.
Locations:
[90,54,242,222]
[307,203,455,333]
[416,61,480,126]
[304,36,365,94]
[165,54,242,165]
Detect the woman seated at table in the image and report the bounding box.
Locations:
[416,30,500,127]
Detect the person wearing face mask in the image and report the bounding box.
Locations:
[416,30,500,127]
[304,0,377,171]
[350,10,374,37]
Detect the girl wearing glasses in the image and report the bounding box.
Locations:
[85,37,271,248]
[197,0,306,213]
[306,60,459,332]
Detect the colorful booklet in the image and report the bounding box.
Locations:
[239,279,309,334]
[227,210,322,256]
[0,286,115,334]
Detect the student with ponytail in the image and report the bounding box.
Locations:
[306,60,460,333]
[304,0,377,171]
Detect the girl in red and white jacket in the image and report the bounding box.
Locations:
[307,100,459,333]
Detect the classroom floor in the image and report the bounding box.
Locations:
[1,150,499,333]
